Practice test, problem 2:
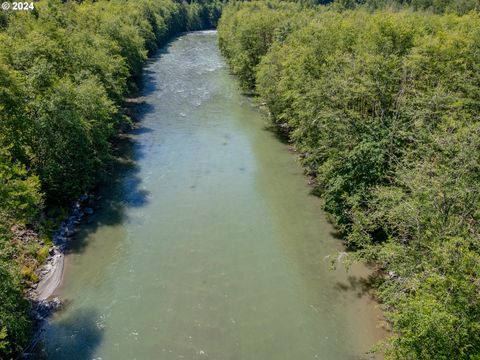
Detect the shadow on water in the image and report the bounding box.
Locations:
[329,230,344,240]
[263,124,290,145]
[335,274,380,299]
[32,90,159,357]
[33,52,161,357]
[141,40,174,97]
[65,26,206,266]
[37,31,242,359]
[65,90,157,255]
[141,69,159,98]
[133,103,156,128]
[131,125,154,135]
[37,308,103,360]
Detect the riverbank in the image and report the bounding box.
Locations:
[0,1,223,357]
[27,95,150,303]
[38,30,386,360]
[30,194,98,302]
[24,89,185,356]
[218,3,480,359]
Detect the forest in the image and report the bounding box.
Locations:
[0,0,221,356]
[1,0,479,358]
[218,0,479,359]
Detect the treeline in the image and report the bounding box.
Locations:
[0,0,221,356]
[274,0,480,14]
[219,1,480,359]
[336,0,479,14]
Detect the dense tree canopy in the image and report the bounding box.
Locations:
[1,0,479,357]
[219,2,480,359]
[0,0,221,357]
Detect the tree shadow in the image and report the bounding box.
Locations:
[61,85,155,255]
[330,229,345,241]
[56,29,189,259]
[263,123,290,145]
[140,41,175,98]
[241,90,257,98]
[335,274,381,299]
[34,308,104,360]
[140,68,159,98]
[64,135,151,255]
[131,125,154,135]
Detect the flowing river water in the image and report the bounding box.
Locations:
[39,31,384,360]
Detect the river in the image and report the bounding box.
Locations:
[39,31,384,360]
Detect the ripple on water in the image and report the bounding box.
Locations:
[39,30,385,360]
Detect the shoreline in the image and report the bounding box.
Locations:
[29,194,92,302]
[22,96,143,357]
[33,251,64,301]
[21,195,97,358]
[23,32,389,358]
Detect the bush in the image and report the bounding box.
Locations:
[0,0,222,356]
[219,3,480,359]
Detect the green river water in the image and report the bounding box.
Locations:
[39,31,384,360]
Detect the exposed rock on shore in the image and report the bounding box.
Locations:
[30,194,95,309]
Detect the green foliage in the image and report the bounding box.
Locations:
[0,149,42,222]
[1,0,222,204]
[219,3,480,359]
[0,0,222,356]
[218,1,312,89]
[356,0,480,14]
[185,1,223,30]
[29,76,116,202]
[0,264,31,358]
